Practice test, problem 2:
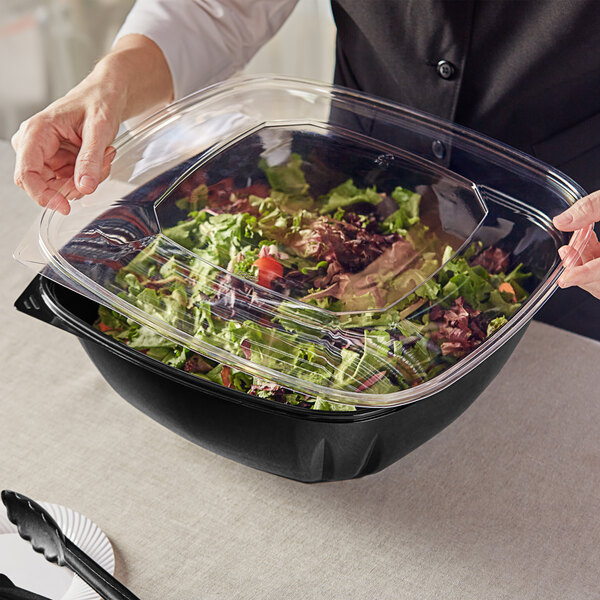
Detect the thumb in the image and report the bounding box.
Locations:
[74,115,117,195]
[553,190,600,232]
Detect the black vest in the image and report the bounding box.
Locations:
[332,0,600,192]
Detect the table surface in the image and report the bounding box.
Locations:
[0,140,599,600]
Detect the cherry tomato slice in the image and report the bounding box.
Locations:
[253,256,284,289]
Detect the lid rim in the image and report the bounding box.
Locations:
[33,74,592,408]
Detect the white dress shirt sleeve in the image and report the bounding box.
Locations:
[114,0,299,100]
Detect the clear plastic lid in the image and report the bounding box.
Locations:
[16,75,592,407]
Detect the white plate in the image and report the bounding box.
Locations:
[0,500,115,600]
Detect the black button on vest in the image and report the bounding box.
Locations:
[436,60,455,80]
[431,140,446,159]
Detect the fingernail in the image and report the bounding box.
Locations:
[78,175,97,193]
[553,212,573,226]
[558,246,569,259]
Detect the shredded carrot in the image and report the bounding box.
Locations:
[221,366,232,388]
[499,282,517,302]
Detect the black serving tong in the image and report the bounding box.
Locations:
[0,573,52,600]
[1,491,140,600]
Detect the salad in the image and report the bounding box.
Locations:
[95,153,531,411]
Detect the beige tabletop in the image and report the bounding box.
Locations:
[0,139,599,600]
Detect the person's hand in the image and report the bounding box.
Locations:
[12,81,121,215]
[553,190,600,299]
[12,34,174,215]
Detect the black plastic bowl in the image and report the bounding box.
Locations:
[16,274,526,483]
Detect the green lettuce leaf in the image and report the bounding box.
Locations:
[381,187,421,233]
[259,153,310,196]
[318,179,382,214]
[487,315,508,336]
[311,397,356,411]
